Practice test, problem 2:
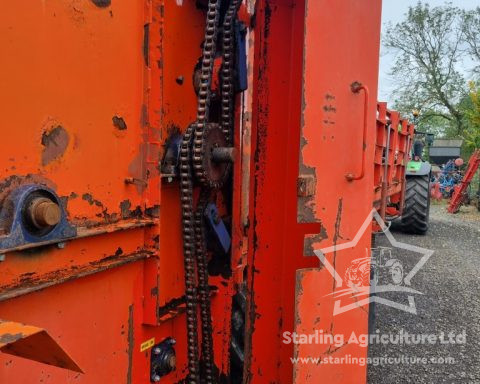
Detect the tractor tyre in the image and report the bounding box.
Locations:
[401,174,431,235]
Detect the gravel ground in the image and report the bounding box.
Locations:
[367,203,480,384]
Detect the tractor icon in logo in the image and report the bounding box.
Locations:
[344,247,404,288]
[316,209,433,315]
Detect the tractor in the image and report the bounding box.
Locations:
[344,247,403,289]
[371,247,404,286]
[401,131,434,234]
[374,106,433,235]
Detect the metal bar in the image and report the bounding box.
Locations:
[346,82,370,181]
[380,122,392,220]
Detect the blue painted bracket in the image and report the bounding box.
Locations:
[204,203,231,254]
[0,185,77,251]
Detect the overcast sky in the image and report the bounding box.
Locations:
[379,0,480,103]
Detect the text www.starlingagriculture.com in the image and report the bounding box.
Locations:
[290,355,456,367]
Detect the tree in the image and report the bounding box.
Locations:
[384,3,467,134]
[464,81,480,149]
[462,7,480,75]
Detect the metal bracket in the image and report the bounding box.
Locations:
[235,21,248,92]
[0,319,82,372]
[204,203,231,253]
[160,133,182,180]
[150,338,176,382]
[0,185,77,253]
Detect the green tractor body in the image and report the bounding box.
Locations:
[400,144,432,234]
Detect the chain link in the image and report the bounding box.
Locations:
[221,0,242,145]
[179,1,240,382]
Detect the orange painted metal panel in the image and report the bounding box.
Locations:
[244,1,320,383]
[0,262,144,383]
[244,0,382,383]
[0,1,235,382]
[0,0,388,383]
[0,1,146,219]
[292,0,382,382]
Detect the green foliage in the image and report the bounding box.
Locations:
[462,7,480,75]
[463,81,480,150]
[384,2,466,135]
[383,2,480,148]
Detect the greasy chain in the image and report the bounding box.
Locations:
[179,0,241,382]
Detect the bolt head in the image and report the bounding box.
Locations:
[28,197,61,229]
[153,347,161,355]
[57,242,66,249]
[151,374,161,382]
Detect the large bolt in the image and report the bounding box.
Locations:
[28,197,61,229]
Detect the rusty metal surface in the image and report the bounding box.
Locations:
[0,249,150,302]
[0,262,147,383]
[243,0,382,383]
[0,0,238,382]
[0,219,154,254]
[244,1,320,382]
[0,0,391,382]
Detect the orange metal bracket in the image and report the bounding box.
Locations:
[0,320,82,373]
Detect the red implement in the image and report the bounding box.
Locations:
[448,150,480,213]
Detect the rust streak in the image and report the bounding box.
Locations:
[0,218,154,254]
[91,0,111,7]
[41,126,69,166]
[332,198,343,291]
[112,116,127,131]
[0,251,151,302]
[126,304,134,384]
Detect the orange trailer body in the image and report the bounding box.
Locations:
[0,1,383,383]
[374,102,415,220]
